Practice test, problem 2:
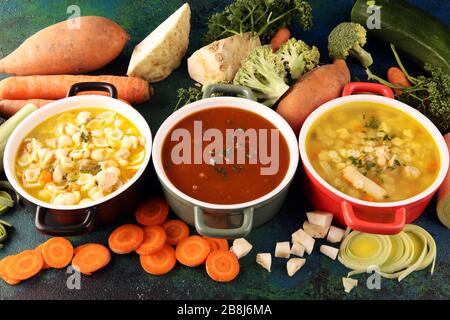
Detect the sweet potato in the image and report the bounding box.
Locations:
[0,75,152,104]
[276,59,350,134]
[0,16,129,76]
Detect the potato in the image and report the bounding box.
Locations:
[0,16,129,76]
[188,32,261,85]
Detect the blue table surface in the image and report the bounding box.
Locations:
[0,0,449,300]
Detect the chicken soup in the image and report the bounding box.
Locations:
[15,108,146,205]
[306,102,439,202]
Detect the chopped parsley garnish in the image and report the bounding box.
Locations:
[388,159,402,170]
[364,116,379,129]
[383,133,395,141]
[365,161,376,171]
[80,164,101,175]
[81,131,90,143]
[214,166,228,177]
[349,156,363,168]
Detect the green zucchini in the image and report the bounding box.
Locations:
[351,0,450,74]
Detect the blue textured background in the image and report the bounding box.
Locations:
[0,0,449,300]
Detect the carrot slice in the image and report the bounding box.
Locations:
[42,237,74,269]
[108,224,144,254]
[73,243,94,256]
[135,226,167,255]
[35,243,51,270]
[6,250,43,281]
[162,220,189,245]
[72,244,111,275]
[140,245,176,276]
[38,170,53,184]
[206,250,240,283]
[135,198,169,226]
[204,237,229,251]
[0,256,21,285]
[175,235,211,267]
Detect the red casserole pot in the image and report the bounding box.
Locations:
[298,83,449,235]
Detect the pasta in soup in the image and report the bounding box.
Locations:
[15,108,146,205]
[306,102,439,202]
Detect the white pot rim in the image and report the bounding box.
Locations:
[152,96,299,210]
[299,95,449,208]
[4,95,153,211]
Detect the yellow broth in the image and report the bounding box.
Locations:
[15,108,146,205]
[306,102,439,202]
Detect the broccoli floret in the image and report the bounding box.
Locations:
[277,38,320,79]
[328,22,373,68]
[234,46,289,107]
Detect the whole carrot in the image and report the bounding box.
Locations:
[0,75,152,104]
[270,27,291,52]
[387,67,412,95]
[0,99,53,118]
[0,97,131,118]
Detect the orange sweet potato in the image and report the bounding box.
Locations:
[276,59,350,134]
[0,16,129,76]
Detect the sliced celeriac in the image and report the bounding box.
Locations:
[188,32,261,85]
[342,277,358,293]
[292,228,315,255]
[256,253,272,272]
[275,242,291,259]
[290,242,305,257]
[306,211,333,229]
[343,165,387,200]
[320,245,339,260]
[303,221,329,239]
[287,258,306,277]
[230,238,253,259]
[128,4,191,82]
[327,226,346,243]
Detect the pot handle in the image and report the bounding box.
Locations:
[342,82,395,99]
[202,83,256,101]
[67,82,118,99]
[35,206,96,236]
[341,201,406,235]
[194,206,254,238]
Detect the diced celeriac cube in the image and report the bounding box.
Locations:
[292,228,315,255]
[342,277,358,293]
[275,242,291,259]
[306,211,334,229]
[256,253,271,272]
[303,221,329,239]
[320,245,339,260]
[327,226,346,243]
[287,258,306,277]
[230,238,253,259]
[290,242,305,257]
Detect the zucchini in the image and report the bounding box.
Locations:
[351,0,450,74]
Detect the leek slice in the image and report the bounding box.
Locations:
[338,232,391,271]
[338,224,437,283]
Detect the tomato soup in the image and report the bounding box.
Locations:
[161,107,290,205]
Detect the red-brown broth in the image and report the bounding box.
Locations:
[161,107,290,205]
